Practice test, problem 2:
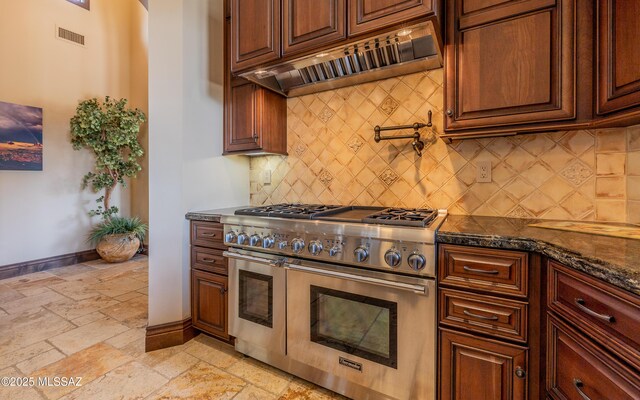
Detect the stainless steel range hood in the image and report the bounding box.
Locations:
[238,21,442,97]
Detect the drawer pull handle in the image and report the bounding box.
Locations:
[573,379,592,400]
[514,366,526,379]
[463,309,499,321]
[201,258,216,263]
[574,298,615,323]
[463,265,499,275]
[201,232,217,237]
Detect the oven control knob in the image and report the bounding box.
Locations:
[237,233,249,245]
[384,249,402,268]
[262,236,275,248]
[291,238,305,253]
[408,253,426,271]
[308,240,323,256]
[329,245,341,257]
[225,231,237,243]
[278,241,288,250]
[354,247,369,262]
[249,234,262,247]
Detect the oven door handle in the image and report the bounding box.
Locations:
[223,251,283,267]
[284,262,428,295]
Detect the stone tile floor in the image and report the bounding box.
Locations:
[0,256,347,399]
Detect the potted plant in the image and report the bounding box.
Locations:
[70,96,147,262]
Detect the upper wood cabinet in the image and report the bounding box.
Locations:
[348,0,434,36]
[224,78,287,155]
[283,0,346,56]
[444,0,576,133]
[230,0,281,72]
[596,0,640,115]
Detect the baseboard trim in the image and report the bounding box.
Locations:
[145,317,195,352]
[0,249,100,281]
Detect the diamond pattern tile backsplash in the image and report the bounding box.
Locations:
[249,70,640,224]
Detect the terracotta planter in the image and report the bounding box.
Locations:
[96,233,140,263]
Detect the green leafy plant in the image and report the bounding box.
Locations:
[88,216,147,244]
[70,97,146,220]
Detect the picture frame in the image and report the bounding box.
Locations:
[66,0,90,11]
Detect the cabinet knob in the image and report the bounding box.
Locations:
[252,133,259,142]
[446,109,454,117]
[515,367,526,379]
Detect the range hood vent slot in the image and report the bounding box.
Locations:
[239,21,442,97]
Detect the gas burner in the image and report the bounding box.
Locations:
[363,208,438,227]
[235,204,345,219]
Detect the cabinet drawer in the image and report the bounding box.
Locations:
[438,244,529,298]
[548,261,640,371]
[547,315,640,400]
[191,221,225,249]
[191,247,228,275]
[439,288,528,343]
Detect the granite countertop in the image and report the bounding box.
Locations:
[185,207,246,222]
[438,215,640,295]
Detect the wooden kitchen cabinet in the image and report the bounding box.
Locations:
[348,0,435,36]
[224,78,287,155]
[192,269,229,341]
[224,0,287,156]
[437,244,543,400]
[596,0,640,117]
[190,220,231,342]
[283,0,346,56]
[230,0,281,72]
[546,314,640,400]
[440,329,528,400]
[444,0,576,135]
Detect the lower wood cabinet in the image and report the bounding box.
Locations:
[547,314,640,400]
[440,329,528,400]
[191,269,229,341]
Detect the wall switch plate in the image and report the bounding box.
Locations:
[476,161,492,183]
[261,170,272,185]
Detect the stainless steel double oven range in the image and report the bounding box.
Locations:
[221,204,446,400]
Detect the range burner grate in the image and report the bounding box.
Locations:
[234,204,344,219]
[362,208,438,227]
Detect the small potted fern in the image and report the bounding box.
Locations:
[70,97,147,262]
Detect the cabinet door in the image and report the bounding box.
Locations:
[440,329,527,400]
[283,0,346,56]
[348,0,434,37]
[192,270,229,340]
[230,0,280,72]
[225,79,262,153]
[597,0,640,114]
[445,0,575,132]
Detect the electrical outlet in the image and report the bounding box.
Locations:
[261,170,272,185]
[476,161,492,183]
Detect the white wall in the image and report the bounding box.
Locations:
[148,0,249,326]
[0,0,147,266]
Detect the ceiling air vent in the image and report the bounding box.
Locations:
[56,26,85,46]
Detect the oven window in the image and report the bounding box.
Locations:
[310,285,398,368]
[239,270,273,328]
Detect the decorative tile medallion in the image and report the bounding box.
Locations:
[379,168,399,187]
[379,96,399,116]
[560,160,593,186]
[318,169,333,187]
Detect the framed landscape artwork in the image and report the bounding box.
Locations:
[0,101,43,171]
[66,0,90,10]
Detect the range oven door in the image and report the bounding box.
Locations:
[286,261,436,400]
[225,249,286,364]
